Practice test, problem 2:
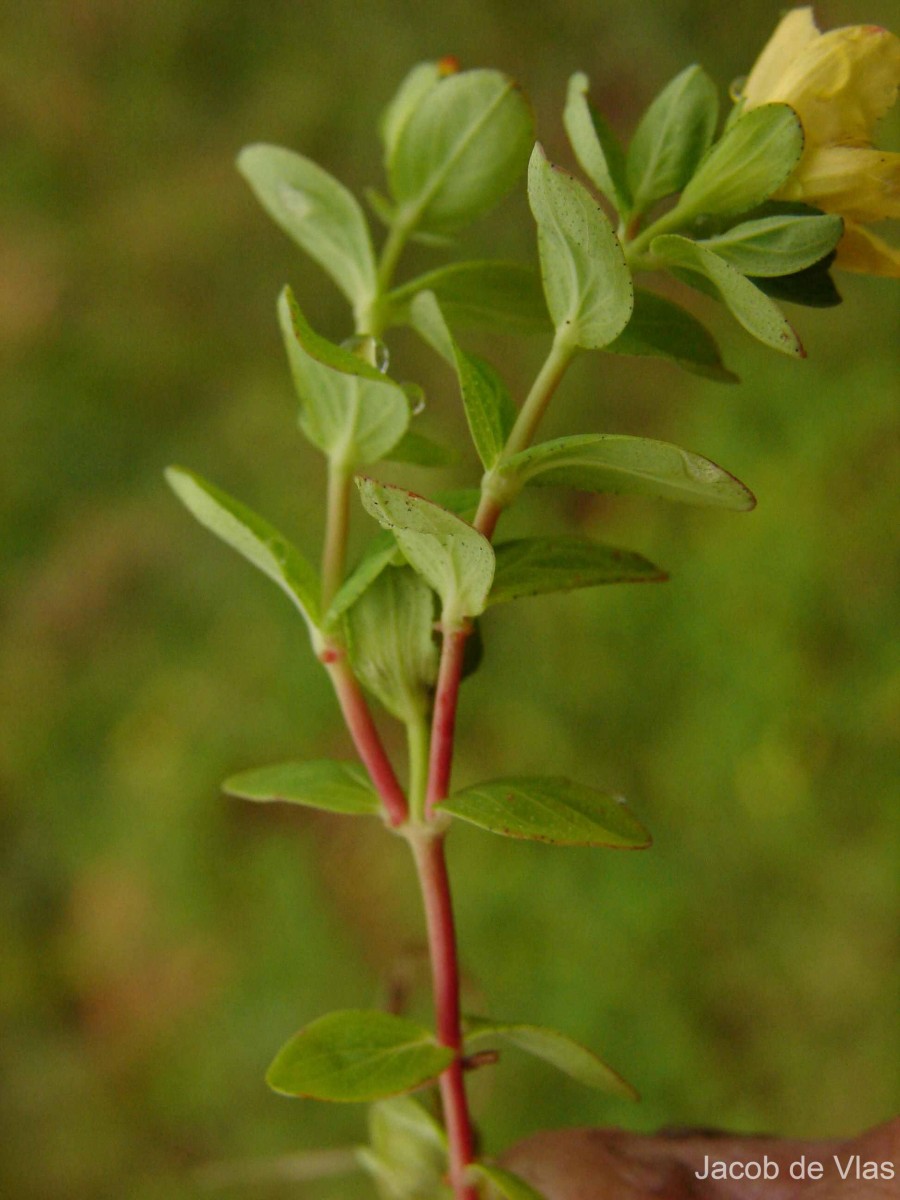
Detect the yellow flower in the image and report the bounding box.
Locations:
[740,6,900,276]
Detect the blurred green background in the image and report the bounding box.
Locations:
[2,1,898,1196]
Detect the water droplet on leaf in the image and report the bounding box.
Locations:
[341,335,390,373]
[402,382,426,414]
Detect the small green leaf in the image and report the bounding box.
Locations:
[606,288,738,383]
[165,467,321,630]
[464,1018,638,1100]
[379,62,443,165]
[652,234,803,356]
[468,1162,547,1200]
[386,261,549,333]
[406,292,517,469]
[677,104,803,220]
[360,1096,450,1200]
[700,213,843,276]
[626,65,719,216]
[279,287,410,464]
[357,479,495,625]
[440,777,651,847]
[325,533,402,627]
[502,433,755,510]
[222,760,380,816]
[528,145,633,349]
[237,145,377,318]
[267,1010,454,1103]
[346,566,439,723]
[563,72,631,216]
[489,537,665,605]
[389,69,533,234]
[384,429,460,467]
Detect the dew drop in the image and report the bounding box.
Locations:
[402,382,426,415]
[728,75,747,103]
[341,335,390,373]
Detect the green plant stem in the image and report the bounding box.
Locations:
[406,712,430,824]
[321,458,352,610]
[624,200,692,260]
[408,830,478,1200]
[324,654,408,826]
[475,331,576,539]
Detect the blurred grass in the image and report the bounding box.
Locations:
[1,1,898,1196]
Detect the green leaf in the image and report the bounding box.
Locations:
[469,1163,547,1200]
[379,62,443,165]
[388,69,533,234]
[563,72,630,215]
[325,533,402,627]
[752,253,842,308]
[440,777,651,847]
[626,65,719,216]
[360,1096,450,1200]
[165,467,321,630]
[386,261,549,333]
[267,1010,454,1103]
[489,537,666,604]
[677,104,803,220]
[222,760,380,816]
[405,292,517,470]
[528,145,633,349]
[357,478,495,625]
[464,1018,638,1099]
[384,429,459,467]
[652,234,803,356]
[346,566,439,723]
[606,288,738,383]
[237,145,377,318]
[700,213,843,276]
[502,433,755,510]
[278,287,410,464]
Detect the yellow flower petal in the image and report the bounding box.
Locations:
[835,222,900,276]
[779,146,900,221]
[742,7,820,108]
[770,25,900,146]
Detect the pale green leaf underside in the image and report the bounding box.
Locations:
[440,777,651,847]
[380,62,443,164]
[678,103,803,219]
[502,433,755,509]
[346,567,439,723]
[389,69,533,234]
[489,537,666,604]
[362,1095,450,1199]
[279,288,410,464]
[325,534,403,627]
[222,760,379,816]
[469,1162,547,1200]
[563,72,630,215]
[607,288,737,382]
[528,145,633,349]
[699,213,843,277]
[464,1017,638,1099]
[165,467,320,628]
[357,478,495,622]
[267,1010,453,1102]
[652,235,803,356]
[237,144,377,314]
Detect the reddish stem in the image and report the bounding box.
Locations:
[426,626,470,818]
[325,653,408,826]
[409,831,478,1200]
